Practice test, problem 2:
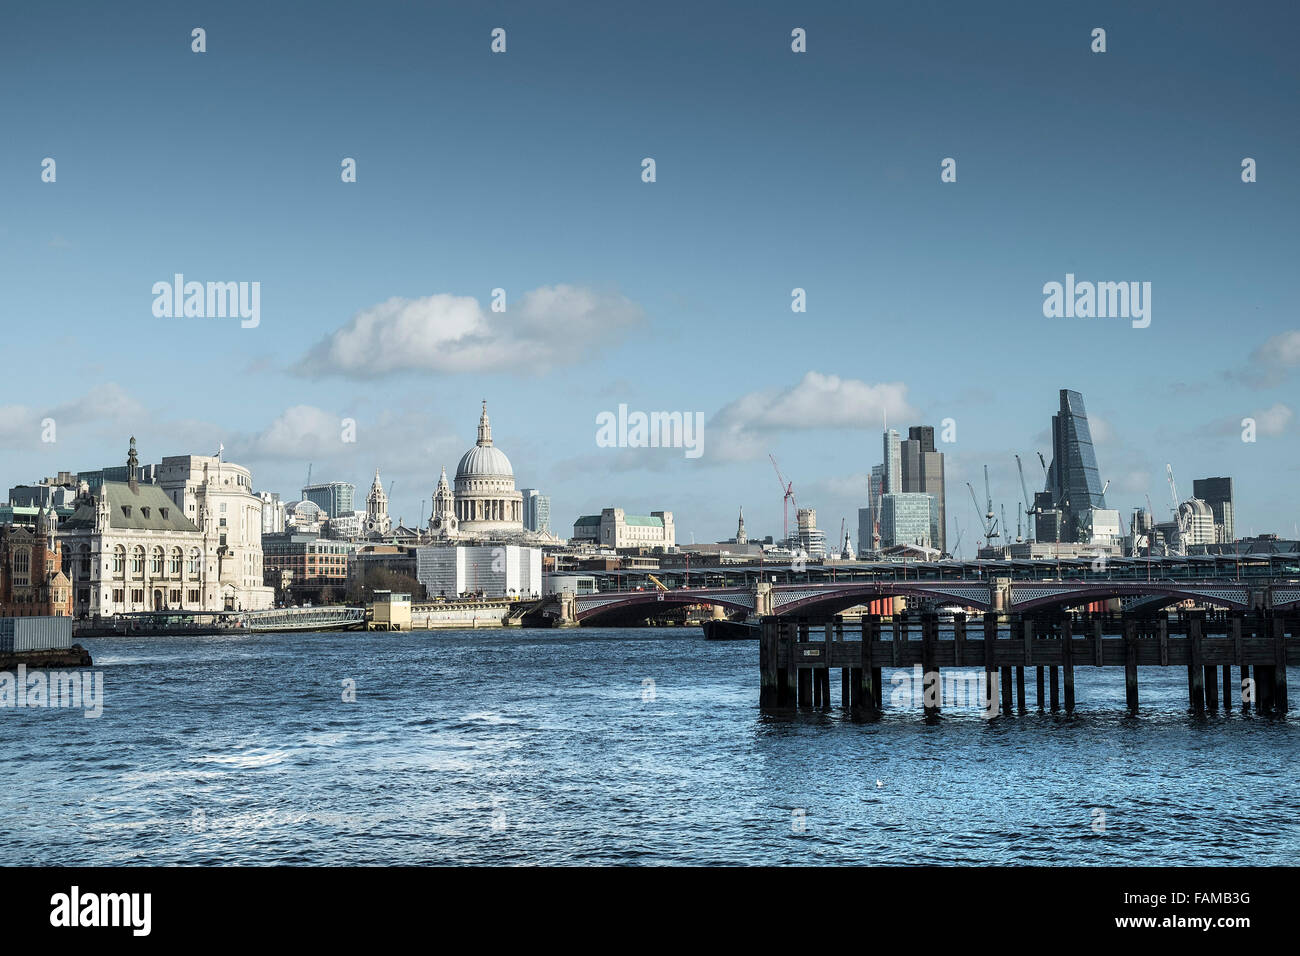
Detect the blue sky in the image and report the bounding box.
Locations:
[1,1,1297,547]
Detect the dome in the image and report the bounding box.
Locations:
[457,444,514,480]
[454,401,515,480]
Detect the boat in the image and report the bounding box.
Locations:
[700,618,760,640]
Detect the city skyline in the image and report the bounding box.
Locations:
[1,2,1296,545]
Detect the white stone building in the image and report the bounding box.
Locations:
[571,508,675,551]
[60,438,274,616]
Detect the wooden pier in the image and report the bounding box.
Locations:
[759,610,1297,717]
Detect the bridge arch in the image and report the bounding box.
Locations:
[773,582,994,617]
[1010,582,1253,613]
[573,589,755,624]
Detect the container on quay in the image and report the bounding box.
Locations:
[0,616,73,653]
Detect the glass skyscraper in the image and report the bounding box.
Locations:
[1044,389,1107,542]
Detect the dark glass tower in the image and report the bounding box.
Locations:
[1044,389,1107,542]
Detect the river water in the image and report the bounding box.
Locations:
[2,628,1296,865]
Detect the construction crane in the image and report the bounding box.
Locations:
[1015,504,1023,543]
[1001,504,1011,547]
[839,517,853,559]
[951,519,964,560]
[966,481,999,545]
[647,574,669,592]
[1015,454,1040,541]
[305,463,312,489]
[1166,464,1191,556]
[769,454,797,545]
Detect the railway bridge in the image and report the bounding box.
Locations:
[542,578,1300,626]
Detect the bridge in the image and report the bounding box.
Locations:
[540,578,1300,626]
[244,606,366,632]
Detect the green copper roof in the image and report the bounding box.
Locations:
[63,482,200,532]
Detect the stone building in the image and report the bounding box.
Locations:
[59,438,273,616]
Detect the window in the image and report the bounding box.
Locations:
[160,508,169,519]
[188,549,201,575]
[78,545,91,577]
[131,547,144,575]
[170,548,182,575]
[131,588,144,603]
[187,589,200,604]
[121,506,131,518]
[113,546,125,574]
[151,548,164,574]
[112,588,124,604]
[141,507,151,519]
[169,588,182,604]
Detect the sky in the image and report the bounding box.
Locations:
[1,1,1297,550]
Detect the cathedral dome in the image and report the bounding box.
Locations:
[456,444,514,480]
[454,401,514,481]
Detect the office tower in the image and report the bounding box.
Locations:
[857,508,872,559]
[882,429,901,494]
[880,493,936,549]
[1044,389,1107,542]
[302,481,355,519]
[1192,477,1234,543]
[520,488,551,534]
[901,425,946,554]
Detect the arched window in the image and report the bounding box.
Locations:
[113,546,125,575]
[188,549,201,576]
[131,546,145,575]
[151,547,164,575]
[169,548,182,575]
[78,544,91,577]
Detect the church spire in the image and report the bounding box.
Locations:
[127,436,139,493]
[477,400,492,446]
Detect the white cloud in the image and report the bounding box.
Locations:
[1253,330,1300,368]
[1255,402,1294,436]
[708,372,918,461]
[295,284,644,378]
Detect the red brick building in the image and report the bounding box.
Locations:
[0,505,72,617]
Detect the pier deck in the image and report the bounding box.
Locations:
[760,611,1297,717]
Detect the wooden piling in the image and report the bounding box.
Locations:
[858,616,878,717]
[922,613,940,719]
[983,612,999,717]
[1124,618,1139,714]
[1036,666,1045,710]
[1205,663,1218,711]
[1274,616,1289,715]
[798,619,812,708]
[1189,614,1205,714]
[1062,616,1075,713]
[1001,665,1014,715]
[1049,665,1060,712]
[1222,663,1232,711]
[780,620,796,706]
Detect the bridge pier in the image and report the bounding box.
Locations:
[1124,619,1139,714]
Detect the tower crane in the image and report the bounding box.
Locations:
[1015,454,1040,541]
[769,454,797,545]
[1166,464,1191,556]
[966,480,999,545]
[951,519,964,560]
